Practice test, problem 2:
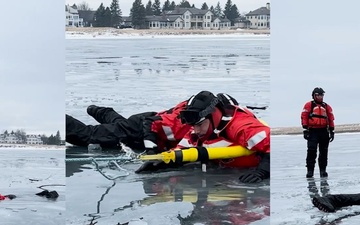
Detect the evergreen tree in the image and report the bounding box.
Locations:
[209,5,215,14]
[152,0,162,16]
[201,2,208,10]
[179,0,191,8]
[214,2,223,18]
[131,0,146,29]
[4,130,8,136]
[170,1,176,10]
[146,0,153,15]
[104,7,112,27]
[224,0,232,19]
[229,4,240,25]
[162,0,171,11]
[72,3,78,9]
[41,135,49,145]
[94,3,106,26]
[55,130,61,145]
[110,0,122,27]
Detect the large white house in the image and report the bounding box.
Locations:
[245,3,270,29]
[65,5,84,27]
[147,7,231,30]
[0,133,43,145]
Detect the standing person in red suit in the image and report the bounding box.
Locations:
[301,87,335,178]
[137,91,270,184]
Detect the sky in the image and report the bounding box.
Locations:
[271,0,360,128]
[65,0,269,16]
[0,1,65,136]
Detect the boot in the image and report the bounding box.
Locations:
[319,167,328,178]
[312,194,360,212]
[306,167,314,178]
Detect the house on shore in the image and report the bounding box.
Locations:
[145,7,230,30]
[245,3,270,29]
[0,133,43,145]
[65,5,84,27]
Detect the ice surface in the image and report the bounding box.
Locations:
[0,149,65,225]
[66,36,270,224]
[271,132,360,224]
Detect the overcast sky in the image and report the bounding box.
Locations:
[271,0,360,127]
[65,0,269,16]
[0,1,65,136]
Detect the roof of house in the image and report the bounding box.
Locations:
[65,5,78,14]
[234,16,249,23]
[146,15,183,22]
[164,7,210,16]
[219,17,231,22]
[246,7,270,16]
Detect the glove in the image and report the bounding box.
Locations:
[303,129,309,140]
[4,194,16,200]
[143,140,159,154]
[239,153,270,183]
[135,161,167,173]
[329,130,334,142]
[35,190,59,199]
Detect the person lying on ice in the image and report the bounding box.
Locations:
[312,193,360,212]
[136,91,270,183]
[66,91,238,153]
[66,100,191,152]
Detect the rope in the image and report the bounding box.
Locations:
[65,155,133,162]
[65,147,145,180]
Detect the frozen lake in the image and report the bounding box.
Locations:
[66,36,270,224]
[271,132,360,224]
[0,149,65,225]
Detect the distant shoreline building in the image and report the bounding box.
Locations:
[245,3,270,29]
[0,133,43,145]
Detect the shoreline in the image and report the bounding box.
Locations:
[271,123,360,135]
[0,144,65,150]
[65,27,270,38]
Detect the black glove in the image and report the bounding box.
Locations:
[329,130,334,142]
[35,190,59,199]
[303,129,310,140]
[135,161,167,173]
[239,153,270,183]
[4,194,16,200]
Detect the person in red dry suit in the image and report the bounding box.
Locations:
[136,91,270,184]
[301,87,335,178]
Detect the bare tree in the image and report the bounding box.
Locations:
[77,1,92,11]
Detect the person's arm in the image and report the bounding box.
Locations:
[301,102,311,139]
[326,104,335,142]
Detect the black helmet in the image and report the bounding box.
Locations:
[180,91,217,125]
[312,87,325,97]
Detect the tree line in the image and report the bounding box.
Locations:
[1,130,63,145]
[71,0,241,28]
